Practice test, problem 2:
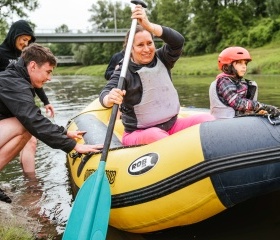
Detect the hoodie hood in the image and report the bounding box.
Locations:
[1,20,36,55]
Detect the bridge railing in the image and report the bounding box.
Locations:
[35,28,162,43]
[35,28,129,34]
[56,56,77,63]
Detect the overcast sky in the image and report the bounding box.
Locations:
[13,0,130,32]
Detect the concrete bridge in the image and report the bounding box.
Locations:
[35,32,127,43]
[35,29,161,43]
[56,56,78,64]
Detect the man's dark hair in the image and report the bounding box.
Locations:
[21,43,57,67]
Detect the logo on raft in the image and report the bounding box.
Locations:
[84,169,117,185]
[128,153,159,175]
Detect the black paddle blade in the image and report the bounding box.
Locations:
[131,0,147,8]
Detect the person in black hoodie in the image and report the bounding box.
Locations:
[0,43,103,203]
[104,49,125,80]
[0,20,54,175]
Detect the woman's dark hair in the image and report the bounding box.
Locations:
[222,63,241,78]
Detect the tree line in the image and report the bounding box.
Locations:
[1,0,280,66]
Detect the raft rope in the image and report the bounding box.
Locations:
[110,146,280,208]
[267,115,280,125]
[236,113,280,125]
[66,108,109,128]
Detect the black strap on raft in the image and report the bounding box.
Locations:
[69,145,145,177]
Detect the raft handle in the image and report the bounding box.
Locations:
[268,115,280,125]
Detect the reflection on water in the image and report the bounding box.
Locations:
[0,75,280,239]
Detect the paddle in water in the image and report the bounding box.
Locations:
[62,1,147,239]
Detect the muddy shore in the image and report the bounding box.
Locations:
[0,197,41,239]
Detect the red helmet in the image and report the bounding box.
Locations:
[218,46,252,70]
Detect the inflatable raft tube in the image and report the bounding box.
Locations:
[66,99,280,233]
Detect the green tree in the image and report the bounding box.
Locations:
[77,0,280,62]
[156,0,190,37]
[0,0,38,20]
[88,0,131,30]
[185,0,222,55]
[248,18,280,47]
[73,42,114,66]
[0,0,39,39]
[75,0,131,65]
[143,0,158,23]
[248,0,268,17]
[184,0,271,54]
[266,0,280,18]
[49,24,73,56]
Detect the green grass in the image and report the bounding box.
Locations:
[54,43,280,76]
[54,64,107,76]
[0,219,35,240]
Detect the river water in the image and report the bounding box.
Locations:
[1,75,280,239]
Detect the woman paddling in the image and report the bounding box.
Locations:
[99,4,214,145]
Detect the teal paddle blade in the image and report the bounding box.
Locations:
[62,161,111,240]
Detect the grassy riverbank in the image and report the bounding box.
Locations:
[54,42,280,76]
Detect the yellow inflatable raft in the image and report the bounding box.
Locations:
[66,98,280,234]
